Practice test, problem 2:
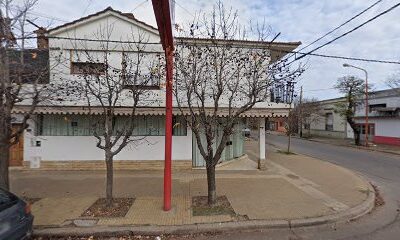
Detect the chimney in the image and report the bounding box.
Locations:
[34,27,48,49]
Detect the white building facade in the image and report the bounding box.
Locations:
[13,8,299,169]
[306,88,400,146]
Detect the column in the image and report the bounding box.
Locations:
[258,117,266,170]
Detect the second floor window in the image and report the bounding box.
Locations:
[71,62,107,75]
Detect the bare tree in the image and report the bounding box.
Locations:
[69,26,162,206]
[0,0,53,190]
[174,1,303,205]
[334,75,369,146]
[387,71,400,92]
[298,98,321,138]
[284,106,297,153]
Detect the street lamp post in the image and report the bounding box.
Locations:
[343,63,369,147]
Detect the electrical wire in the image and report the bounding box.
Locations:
[282,0,383,62]
[287,2,400,66]
[12,35,400,65]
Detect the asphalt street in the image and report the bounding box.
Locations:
[188,134,400,240]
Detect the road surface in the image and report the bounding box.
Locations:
[190,134,400,240]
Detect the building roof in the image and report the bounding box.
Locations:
[46,7,301,61]
[317,87,400,104]
[47,7,158,34]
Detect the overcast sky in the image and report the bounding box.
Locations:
[31,0,400,100]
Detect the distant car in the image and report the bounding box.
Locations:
[0,188,33,240]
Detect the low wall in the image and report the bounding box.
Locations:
[306,129,346,139]
[23,160,192,170]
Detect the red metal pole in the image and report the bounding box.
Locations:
[163,47,173,211]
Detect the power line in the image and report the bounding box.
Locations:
[132,0,149,12]
[300,1,381,53]
[287,2,400,66]
[296,51,400,65]
[172,0,196,19]
[302,87,336,92]
[13,35,400,64]
[28,10,69,23]
[283,0,383,62]
[15,35,162,45]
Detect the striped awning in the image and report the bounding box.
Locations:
[12,105,289,117]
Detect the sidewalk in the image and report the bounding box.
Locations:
[302,135,400,156]
[268,130,400,156]
[10,140,374,234]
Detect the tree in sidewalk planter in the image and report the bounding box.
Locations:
[284,107,297,153]
[296,98,322,138]
[334,75,369,146]
[0,0,60,190]
[284,98,321,152]
[174,1,304,206]
[70,26,163,207]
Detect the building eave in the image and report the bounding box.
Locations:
[13,105,289,118]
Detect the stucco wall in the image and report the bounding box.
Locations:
[24,119,192,165]
[355,118,400,138]
[307,99,347,138]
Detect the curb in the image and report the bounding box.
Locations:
[34,185,375,237]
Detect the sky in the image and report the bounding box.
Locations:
[29,0,400,100]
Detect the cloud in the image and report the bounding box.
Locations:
[33,0,400,100]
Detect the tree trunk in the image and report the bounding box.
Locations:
[0,144,10,190]
[105,151,114,207]
[287,134,291,153]
[354,131,361,146]
[206,163,217,206]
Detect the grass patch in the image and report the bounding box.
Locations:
[276,150,297,155]
[192,196,235,216]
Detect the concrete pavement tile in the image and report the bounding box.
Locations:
[269,151,370,207]
[221,178,334,220]
[32,197,97,226]
[98,196,192,226]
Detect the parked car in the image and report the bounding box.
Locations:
[0,188,33,240]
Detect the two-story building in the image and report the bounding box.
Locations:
[12,7,300,169]
[353,88,400,146]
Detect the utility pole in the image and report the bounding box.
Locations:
[299,86,303,138]
[151,0,174,211]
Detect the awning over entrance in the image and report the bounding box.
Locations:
[13,105,289,117]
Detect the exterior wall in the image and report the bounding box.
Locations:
[310,89,399,144]
[353,89,400,146]
[192,120,245,167]
[23,116,192,168]
[355,118,400,146]
[307,98,348,139]
[44,11,289,111]
[19,9,291,169]
[266,117,286,132]
[307,129,346,139]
